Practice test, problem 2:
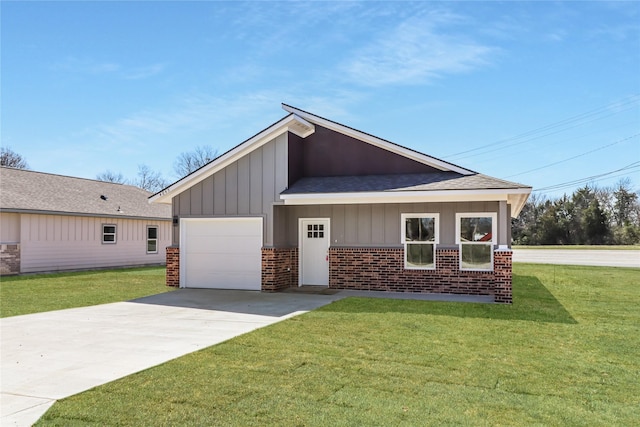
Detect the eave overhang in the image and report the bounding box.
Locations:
[280,187,532,218]
[149,114,314,205]
[0,208,171,221]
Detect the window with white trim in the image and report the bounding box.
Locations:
[147,226,158,254]
[102,224,117,244]
[456,213,497,271]
[401,213,439,269]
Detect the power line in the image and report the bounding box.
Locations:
[532,161,640,193]
[443,94,640,160]
[504,133,640,179]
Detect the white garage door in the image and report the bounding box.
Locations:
[181,218,263,290]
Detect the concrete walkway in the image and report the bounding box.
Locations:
[0,289,488,426]
[0,290,343,426]
[512,249,640,268]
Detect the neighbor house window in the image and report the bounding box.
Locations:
[147,226,158,254]
[401,213,439,269]
[456,213,497,271]
[102,224,117,244]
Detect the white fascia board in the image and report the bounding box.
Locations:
[508,191,531,217]
[282,104,474,175]
[281,187,532,218]
[149,114,314,204]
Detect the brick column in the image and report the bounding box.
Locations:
[261,247,298,291]
[493,250,513,304]
[166,246,180,287]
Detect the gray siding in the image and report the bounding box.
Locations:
[277,201,505,248]
[172,133,288,246]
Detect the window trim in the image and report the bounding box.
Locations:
[401,213,439,270]
[102,224,117,244]
[455,212,497,271]
[146,225,158,254]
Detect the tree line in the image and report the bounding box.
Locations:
[96,145,217,192]
[512,179,640,245]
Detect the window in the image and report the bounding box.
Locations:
[306,223,325,239]
[456,213,497,271]
[102,224,116,244]
[147,226,158,254]
[401,213,439,269]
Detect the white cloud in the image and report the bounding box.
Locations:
[343,11,497,86]
[90,91,284,145]
[52,57,165,79]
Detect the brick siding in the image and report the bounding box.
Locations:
[329,247,513,304]
[166,246,180,287]
[0,244,20,275]
[493,250,513,303]
[165,244,512,303]
[262,247,298,291]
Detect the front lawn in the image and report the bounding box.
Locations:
[37,264,639,425]
[0,267,172,318]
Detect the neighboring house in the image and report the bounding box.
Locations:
[0,167,172,274]
[150,104,532,303]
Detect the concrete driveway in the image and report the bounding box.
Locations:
[0,289,344,427]
[512,249,640,268]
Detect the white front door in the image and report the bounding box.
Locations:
[299,218,330,286]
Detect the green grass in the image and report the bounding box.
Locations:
[0,267,172,318]
[513,245,639,250]
[37,264,639,426]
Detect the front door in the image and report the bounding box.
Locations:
[300,218,330,286]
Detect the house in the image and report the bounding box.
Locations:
[150,105,531,303]
[0,167,172,274]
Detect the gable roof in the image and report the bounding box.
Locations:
[149,104,531,216]
[149,104,475,204]
[1,167,171,220]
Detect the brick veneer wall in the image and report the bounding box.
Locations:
[0,244,20,275]
[493,250,513,304]
[166,246,180,287]
[329,247,513,304]
[262,247,298,291]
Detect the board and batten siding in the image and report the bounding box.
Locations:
[275,201,507,248]
[0,212,20,243]
[172,133,288,247]
[19,213,171,273]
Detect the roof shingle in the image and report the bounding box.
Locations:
[282,172,531,194]
[0,167,171,219]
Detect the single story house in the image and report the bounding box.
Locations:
[0,167,172,274]
[150,104,531,303]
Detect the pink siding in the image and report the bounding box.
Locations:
[19,213,171,273]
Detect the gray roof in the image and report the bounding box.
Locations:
[282,172,531,194]
[0,167,171,220]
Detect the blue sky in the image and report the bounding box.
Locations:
[2,1,639,199]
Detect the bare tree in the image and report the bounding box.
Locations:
[1,147,29,169]
[132,164,168,193]
[173,145,218,178]
[96,170,126,184]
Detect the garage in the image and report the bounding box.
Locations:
[180,218,263,290]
